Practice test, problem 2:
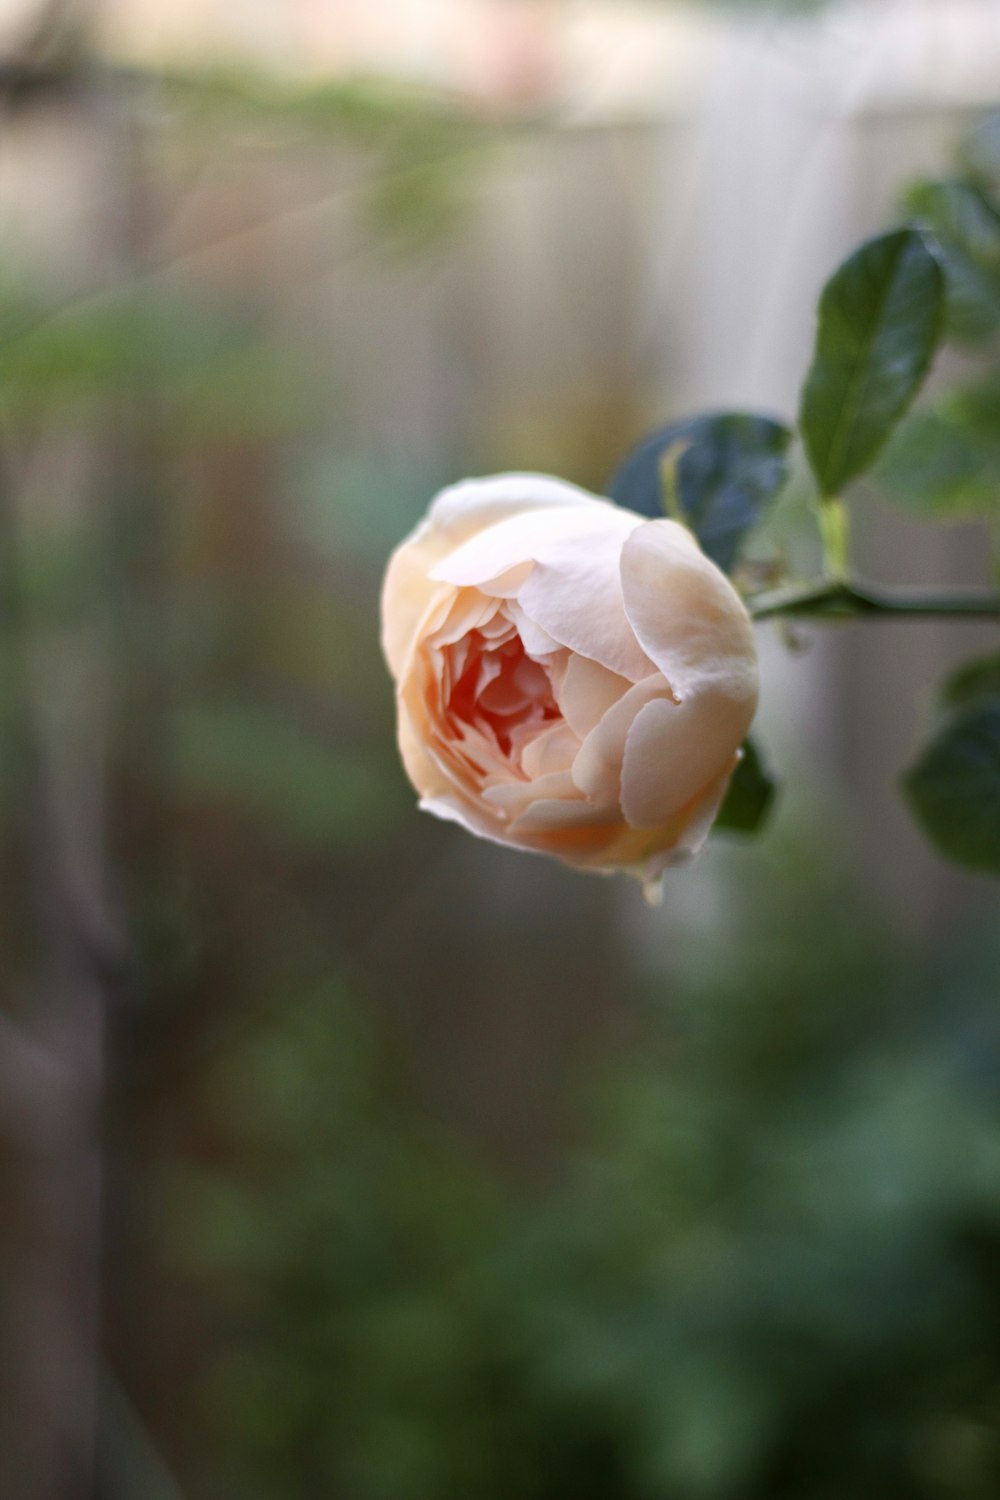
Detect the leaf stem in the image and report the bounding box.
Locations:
[818,498,851,581]
[749,578,1000,621]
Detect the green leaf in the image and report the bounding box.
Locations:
[609,412,792,573]
[940,652,1000,711]
[902,696,1000,875]
[904,180,1000,344]
[714,739,776,835]
[876,371,1000,520]
[876,406,1000,519]
[800,228,946,499]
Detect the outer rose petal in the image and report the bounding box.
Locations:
[514,523,652,680]
[620,694,749,828]
[382,472,593,676]
[380,521,454,679]
[430,472,605,539]
[619,519,758,702]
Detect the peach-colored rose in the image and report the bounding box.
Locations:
[380,473,758,886]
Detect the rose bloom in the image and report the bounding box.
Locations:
[380,474,758,889]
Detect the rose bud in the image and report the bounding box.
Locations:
[380,473,758,889]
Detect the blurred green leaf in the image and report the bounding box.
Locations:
[941,652,1000,711]
[159,71,490,252]
[609,413,791,572]
[902,694,1000,875]
[800,228,945,498]
[876,371,1000,520]
[0,288,312,432]
[714,738,776,836]
[174,701,401,853]
[638,1354,776,1497]
[160,69,480,144]
[904,180,1000,344]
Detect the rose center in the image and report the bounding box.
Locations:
[447,630,560,759]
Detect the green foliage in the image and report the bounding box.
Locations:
[615,111,1000,873]
[714,739,776,835]
[0,286,312,432]
[904,180,1000,343]
[876,391,1000,519]
[872,117,1000,878]
[799,228,945,499]
[4,52,1000,1500]
[159,838,1000,1500]
[941,651,1000,710]
[878,113,1000,526]
[609,413,792,573]
[903,670,1000,876]
[159,71,492,252]
[174,701,404,854]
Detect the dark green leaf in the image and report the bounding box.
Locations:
[902,696,1000,875]
[609,412,792,573]
[800,229,945,498]
[904,180,1000,343]
[714,739,776,835]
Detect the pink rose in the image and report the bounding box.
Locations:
[380,474,758,886]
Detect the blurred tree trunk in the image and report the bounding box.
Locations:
[0,36,142,1497]
[0,427,111,1498]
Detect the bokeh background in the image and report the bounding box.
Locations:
[3,1,1000,1497]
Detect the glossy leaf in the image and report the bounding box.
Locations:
[902,696,1000,875]
[800,229,945,499]
[714,739,776,835]
[609,413,792,573]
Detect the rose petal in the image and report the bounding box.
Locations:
[504,601,562,657]
[571,674,673,806]
[514,525,653,680]
[418,792,517,849]
[430,501,630,592]
[482,770,581,818]
[557,655,633,739]
[639,767,735,885]
[520,721,581,779]
[510,795,620,835]
[620,519,758,703]
[430,472,605,541]
[381,527,454,678]
[619,693,750,828]
[425,588,499,650]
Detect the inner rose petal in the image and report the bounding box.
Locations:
[426,597,579,793]
[449,631,560,752]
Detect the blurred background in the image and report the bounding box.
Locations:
[3,1,1000,1497]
